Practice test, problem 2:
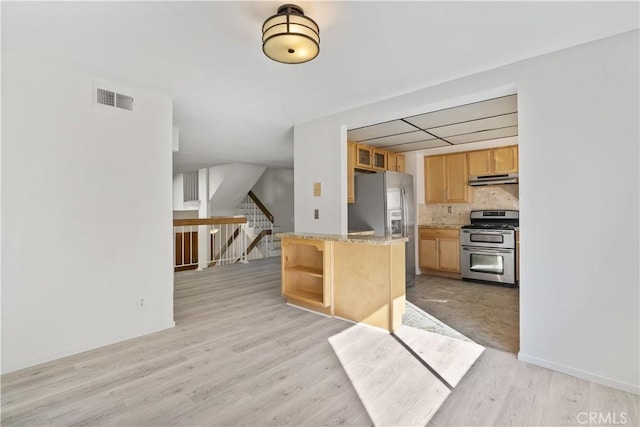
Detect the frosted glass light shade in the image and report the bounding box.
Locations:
[262,4,320,64]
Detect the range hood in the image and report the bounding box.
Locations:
[468,173,519,186]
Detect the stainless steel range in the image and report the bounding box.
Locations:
[460,210,519,286]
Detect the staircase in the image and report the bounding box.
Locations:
[236,192,280,259]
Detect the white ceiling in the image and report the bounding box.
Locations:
[347,94,518,152]
[2,2,638,172]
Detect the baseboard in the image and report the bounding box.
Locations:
[420,269,461,280]
[2,320,176,375]
[285,302,332,318]
[518,352,640,395]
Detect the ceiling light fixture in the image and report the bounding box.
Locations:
[262,4,320,64]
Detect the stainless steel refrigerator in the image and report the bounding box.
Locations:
[348,171,416,286]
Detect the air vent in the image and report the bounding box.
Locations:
[95,87,134,111]
[115,93,134,111]
[96,88,115,107]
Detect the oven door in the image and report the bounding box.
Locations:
[461,246,516,285]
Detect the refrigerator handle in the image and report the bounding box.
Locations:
[401,187,408,237]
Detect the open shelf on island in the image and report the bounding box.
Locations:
[284,265,323,278]
[282,239,330,308]
[283,287,324,306]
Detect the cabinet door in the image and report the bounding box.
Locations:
[467,150,492,176]
[445,153,468,202]
[396,154,405,172]
[387,153,397,172]
[355,145,372,169]
[347,142,355,203]
[438,238,460,272]
[372,149,387,171]
[419,237,438,270]
[425,155,446,204]
[493,146,518,173]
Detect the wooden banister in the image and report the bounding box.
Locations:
[173,216,247,227]
[236,229,272,263]
[248,191,274,224]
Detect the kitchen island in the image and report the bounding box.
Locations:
[278,232,407,332]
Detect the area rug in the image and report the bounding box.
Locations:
[329,324,484,426]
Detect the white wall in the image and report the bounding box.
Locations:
[1,55,175,373]
[294,30,639,393]
[207,163,266,216]
[251,168,295,233]
[294,123,347,233]
[172,174,184,210]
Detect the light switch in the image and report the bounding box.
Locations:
[314,209,319,219]
[313,182,321,197]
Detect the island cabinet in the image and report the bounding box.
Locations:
[419,228,461,278]
[333,241,405,332]
[281,238,332,315]
[279,233,406,332]
[424,153,469,204]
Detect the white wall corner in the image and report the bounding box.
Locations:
[172,126,179,152]
[197,167,209,270]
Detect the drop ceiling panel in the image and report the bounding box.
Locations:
[428,112,518,138]
[404,95,517,130]
[363,131,436,148]
[348,120,417,142]
[446,126,519,144]
[388,139,450,152]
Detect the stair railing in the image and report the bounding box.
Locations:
[173,217,248,271]
[238,191,275,254]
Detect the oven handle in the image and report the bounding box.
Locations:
[461,229,512,235]
[462,246,513,254]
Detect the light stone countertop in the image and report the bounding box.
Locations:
[418,224,465,230]
[347,229,376,236]
[277,232,407,245]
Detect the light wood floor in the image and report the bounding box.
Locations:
[408,274,520,353]
[2,257,638,426]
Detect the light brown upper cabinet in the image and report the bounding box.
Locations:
[388,153,397,172]
[467,145,519,176]
[347,142,356,203]
[355,144,373,169]
[396,154,405,173]
[424,153,469,203]
[348,141,406,203]
[388,153,405,172]
[372,148,387,171]
[493,146,519,173]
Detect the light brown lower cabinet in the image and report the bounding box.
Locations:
[419,228,461,278]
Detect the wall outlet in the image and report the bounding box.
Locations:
[313,182,321,197]
[314,209,319,219]
[447,206,452,213]
[137,298,145,309]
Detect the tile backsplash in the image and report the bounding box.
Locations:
[419,185,519,225]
